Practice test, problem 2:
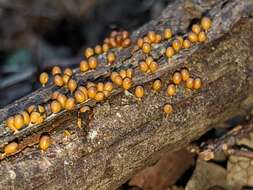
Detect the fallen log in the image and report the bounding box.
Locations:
[0,0,253,189]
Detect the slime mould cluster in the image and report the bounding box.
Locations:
[1,17,212,158]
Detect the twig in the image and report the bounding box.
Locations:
[195,123,253,160]
[227,148,253,159]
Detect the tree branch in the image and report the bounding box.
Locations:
[0,0,253,189]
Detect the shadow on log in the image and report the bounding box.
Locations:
[0,0,253,189]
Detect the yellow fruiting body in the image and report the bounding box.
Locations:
[122,39,131,48]
[102,44,109,52]
[4,142,18,155]
[126,68,133,78]
[146,56,153,66]
[193,78,202,90]
[103,37,109,44]
[38,105,45,113]
[88,57,98,69]
[172,39,182,52]
[65,98,76,110]
[155,34,162,43]
[164,28,173,39]
[115,35,122,46]
[14,114,24,130]
[84,47,94,58]
[119,70,127,79]
[103,90,111,98]
[27,105,36,114]
[135,86,144,99]
[192,24,201,34]
[64,68,73,76]
[68,79,77,94]
[95,92,105,102]
[96,82,104,92]
[110,72,119,82]
[75,90,86,103]
[188,32,198,43]
[137,38,144,48]
[114,35,121,45]
[122,30,129,39]
[121,30,130,40]
[149,61,158,73]
[57,94,67,108]
[6,117,16,132]
[139,61,149,73]
[147,31,156,43]
[107,52,116,64]
[167,84,176,96]
[38,106,45,115]
[95,45,102,54]
[115,35,122,48]
[52,66,61,76]
[104,36,110,44]
[78,86,88,96]
[62,74,70,85]
[39,135,51,151]
[104,82,113,92]
[109,37,117,47]
[39,72,49,86]
[198,31,207,42]
[122,78,132,90]
[142,42,151,54]
[163,104,173,115]
[51,91,60,100]
[201,17,212,31]
[51,101,62,113]
[172,72,182,85]
[30,112,41,124]
[87,87,97,99]
[183,39,191,49]
[80,60,89,72]
[143,36,150,43]
[152,79,162,91]
[166,47,174,58]
[181,69,190,81]
[36,116,44,124]
[114,76,123,86]
[54,75,64,87]
[176,36,184,45]
[185,78,194,89]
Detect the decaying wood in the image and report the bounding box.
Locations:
[0,0,253,189]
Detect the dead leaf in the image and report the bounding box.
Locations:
[129,149,194,190]
[185,158,228,190]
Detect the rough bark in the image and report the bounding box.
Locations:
[0,0,253,190]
